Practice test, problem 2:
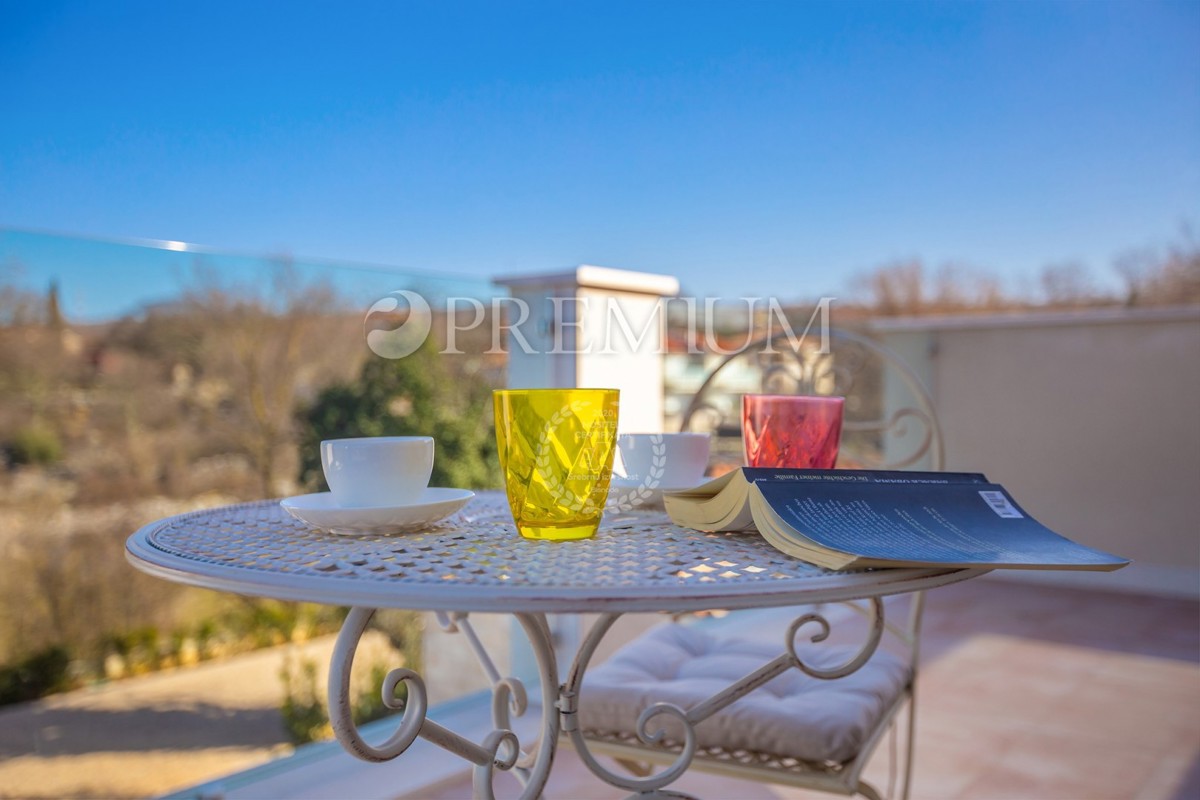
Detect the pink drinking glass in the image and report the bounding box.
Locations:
[742,395,845,468]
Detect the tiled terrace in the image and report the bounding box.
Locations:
[424,577,1199,800]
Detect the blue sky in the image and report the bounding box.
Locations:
[1,0,1197,313]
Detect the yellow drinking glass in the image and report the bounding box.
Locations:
[493,388,620,541]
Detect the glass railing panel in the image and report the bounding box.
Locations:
[0,227,507,798]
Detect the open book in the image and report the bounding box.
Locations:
[663,468,1129,572]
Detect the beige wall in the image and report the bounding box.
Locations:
[877,308,1200,598]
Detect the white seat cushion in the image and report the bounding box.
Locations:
[578,621,911,764]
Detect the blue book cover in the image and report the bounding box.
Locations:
[749,476,1129,571]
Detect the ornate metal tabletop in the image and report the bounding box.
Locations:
[125,492,982,613]
[125,492,991,798]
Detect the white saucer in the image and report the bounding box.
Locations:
[280,488,475,536]
[606,476,704,509]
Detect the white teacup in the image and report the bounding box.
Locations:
[320,436,434,508]
[615,432,710,488]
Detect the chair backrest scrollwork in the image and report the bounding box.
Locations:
[677,327,944,473]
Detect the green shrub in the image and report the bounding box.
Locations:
[296,337,501,492]
[279,657,331,745]
[0,646,73,706]
[353,662,408,726]
[371,610,423,661]
[7,423,64,465]
[279,655,407,746]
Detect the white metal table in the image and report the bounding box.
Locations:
[126,492,985,799]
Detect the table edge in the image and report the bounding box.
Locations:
[126,523,989,612]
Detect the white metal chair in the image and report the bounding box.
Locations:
[572,326,944,799]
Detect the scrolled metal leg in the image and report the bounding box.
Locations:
[328,607,427,762]
[432,610,560,791]
[327,607,560,800]
[786,597,885,678]
[562,613,700,795]
[507,612,560,795]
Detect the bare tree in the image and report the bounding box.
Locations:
[1039,261,1099,307]
[1116,229,1200,306]
[184,261,363,496]
[0,259,43,326]
[855,260,926,315]
[930,263,1009,311]
[854,259,1014,316]
[0,272,82,429]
